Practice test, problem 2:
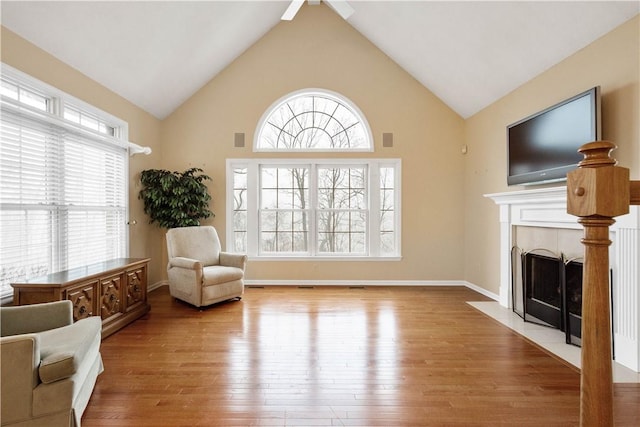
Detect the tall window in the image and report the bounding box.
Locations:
[228,159,400,258]
[260,165,310,253]
[316,165,367,254]
[0,65,130,298]
[230,89,398,259]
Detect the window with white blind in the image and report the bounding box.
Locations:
[0,64,130,298]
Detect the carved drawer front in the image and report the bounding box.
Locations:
[66,281,97,321]
[101,274,123,319]
[126,266,146,310]
[11,258,150,339]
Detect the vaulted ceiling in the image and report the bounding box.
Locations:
[1,1,638,120]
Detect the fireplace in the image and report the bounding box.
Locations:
[513,250,587,346]
[487,186,639,372]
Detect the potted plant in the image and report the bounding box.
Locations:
[138,167,214,228]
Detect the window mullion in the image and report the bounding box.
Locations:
[247,162,259,257]
[369,163,380,257]
[50,96,62,116]
[309,164,318,256]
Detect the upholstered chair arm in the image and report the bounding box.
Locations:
[167,257,204,306]
[168,256,203,271]
[1,300,73,337]
[0,334,41,424]
[220,252,248,270]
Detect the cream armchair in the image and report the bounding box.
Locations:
[0,300,103,427]
[166,226,247,308]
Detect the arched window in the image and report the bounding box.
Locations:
[229,89,400,260]
[255,89,373,151]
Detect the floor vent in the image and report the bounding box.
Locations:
[298,286,315,289]
[349,286,366,289]
[247,286,265,289]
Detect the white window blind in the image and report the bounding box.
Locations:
[0,80,128,298]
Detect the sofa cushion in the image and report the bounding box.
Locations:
[37,316,102,384]
[202,265,244,287]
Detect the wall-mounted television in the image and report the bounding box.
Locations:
[507,86,601,186]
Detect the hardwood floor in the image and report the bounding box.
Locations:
[83,286,640,426]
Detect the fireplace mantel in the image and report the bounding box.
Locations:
[486,186,640,372]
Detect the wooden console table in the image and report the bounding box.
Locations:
[11,258,151,339]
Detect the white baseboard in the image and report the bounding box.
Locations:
[150,279,499,301]
[243,279,467,287]
[148,280,168,292]
[463,281,500,301]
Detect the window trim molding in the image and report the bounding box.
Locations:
[1,63,151,156]
[253,88,374,153]
[226,158,401,261]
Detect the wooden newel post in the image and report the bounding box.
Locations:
[566,141,630,427]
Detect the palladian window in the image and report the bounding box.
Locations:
[228,89,399,260]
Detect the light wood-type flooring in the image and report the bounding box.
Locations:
[82,286,640,426]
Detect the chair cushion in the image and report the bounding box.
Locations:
[202,265,244,287]
[167,226,221,266]
[37,316,102,384]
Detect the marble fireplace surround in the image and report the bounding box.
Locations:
[486,186,640,373]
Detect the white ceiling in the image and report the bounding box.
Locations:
[1,1,638,120]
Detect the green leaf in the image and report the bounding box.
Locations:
[138,168,214,228]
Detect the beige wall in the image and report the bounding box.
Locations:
[3,7,637,292]
[463,15,640,295]
[161,5,466,282]
[1,27,166,285]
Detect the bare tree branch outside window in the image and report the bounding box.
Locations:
[259,93,369,151]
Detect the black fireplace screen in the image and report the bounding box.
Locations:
[511,248,590,347]
[563,259,584,346]
[525,251,563,330]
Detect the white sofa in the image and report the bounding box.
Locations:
[1,300,103,427]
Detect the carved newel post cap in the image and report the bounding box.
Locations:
[567,141,630,217]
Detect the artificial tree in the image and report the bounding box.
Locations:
[138,167,214,228]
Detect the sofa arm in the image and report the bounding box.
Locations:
[168,256,203,271]
[1,300,73,337]
[37,316,102,384]
[1,334,41,424]
[220,252,247,270]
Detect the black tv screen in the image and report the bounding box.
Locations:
[507,86,601,186]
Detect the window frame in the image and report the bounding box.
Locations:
[254,88,374,153]
[1,64,130,147]
[226,158,401,261]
